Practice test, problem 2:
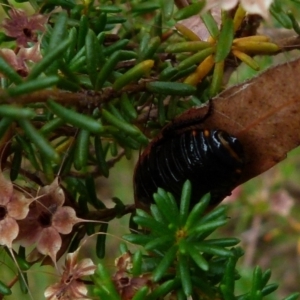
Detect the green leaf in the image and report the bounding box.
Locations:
[103,39,129,56]
[153,192,179,227]
[139,36,160,60]
[270,6,293,29]
[0,105,35,119]
[96,51,120,89]
[0,56,23,84]
[261,269,271,287]
[123,234,154,246]
[144,235,174,251]
[220,284,235,300]
[0,117,12,139]
[160,0,173,20]
[261,283,278,296]
[152,245,178,282]
[18,119,59,162]
[194,243,234,257]
[221,252,239,295]
[0,280,12,295]
[174,1,205,21]
[39,118,65,135]
[209,61,224,96]
[77,14,89,50]
[178,47,214,70]
[99,5,122,13]
[199,205,227,224]
[47,100,104,133]
[185,194,210,230]
[65,27,77,63]
[179,180,192,226]
[120,93,138,120]
[186,243,209,271]
[250,266,263,298]
[178,253,192,296]
[113,60,154,91]
[150,204,168,225]
[201,11,220,39]
[10,148,22,181]
[132,250,143,276]
[146,81,196,96]
[131,2,160,13]
[94,136,109,177]
[102,109,144,138]
[96,223,108,259]
[28,39,71,80]
[132,286,149,300]
[85,176,106,209]
[74,129,90,170]
[48,11,68,52]
[86,29,101,87]
[95,264,121,300]
[7,76,59,97]
[133,215,170,235]
[159,66,178,80]
[15,135,40,170]
[147,279,180,300]
[282,293,300,300]
[165,41,211,53]
[287,11,300,34]
[215,18,234,62]
[204,238,240,247]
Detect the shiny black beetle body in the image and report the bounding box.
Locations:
[134,128,245,209]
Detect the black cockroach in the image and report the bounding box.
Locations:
[134,104,245,210]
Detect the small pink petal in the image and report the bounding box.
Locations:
[70,282,88,297]
[44,282,62,300]
[75,258,96,276]
[38,178,65,209]
[241,0,273,19]
[37,227,62,262]
[65,249,78,270]
[220,0,238,10]
[52,206,80,234]
[18,43,42,63]
[0,217,19,248]
[16,219,42,246]
[27,14,48,32]
[7,192,33,220]
[0,173,13,206]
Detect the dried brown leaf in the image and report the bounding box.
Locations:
[173,57,300,186]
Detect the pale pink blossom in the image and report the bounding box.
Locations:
[270,190,294,217]
[44,249,96,300]
[2,8,48,46]
[17,178,81,263]
[0,172,33,248]
[113,252,153,299]
[205,0,274,18]
[0,43,42,77]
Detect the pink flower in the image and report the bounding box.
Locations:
[270,190,294,217]
[0,43,42,77]
[0,172,33,248]
[2,8,48,47]
[113,252,153,299]
[16,178,81,263]
[44,249,96,300]
[205,0,274,19]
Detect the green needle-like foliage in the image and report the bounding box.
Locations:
[0,1,299,299]
[91,180,288,300]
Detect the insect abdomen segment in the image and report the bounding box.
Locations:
[134,129,245,208]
